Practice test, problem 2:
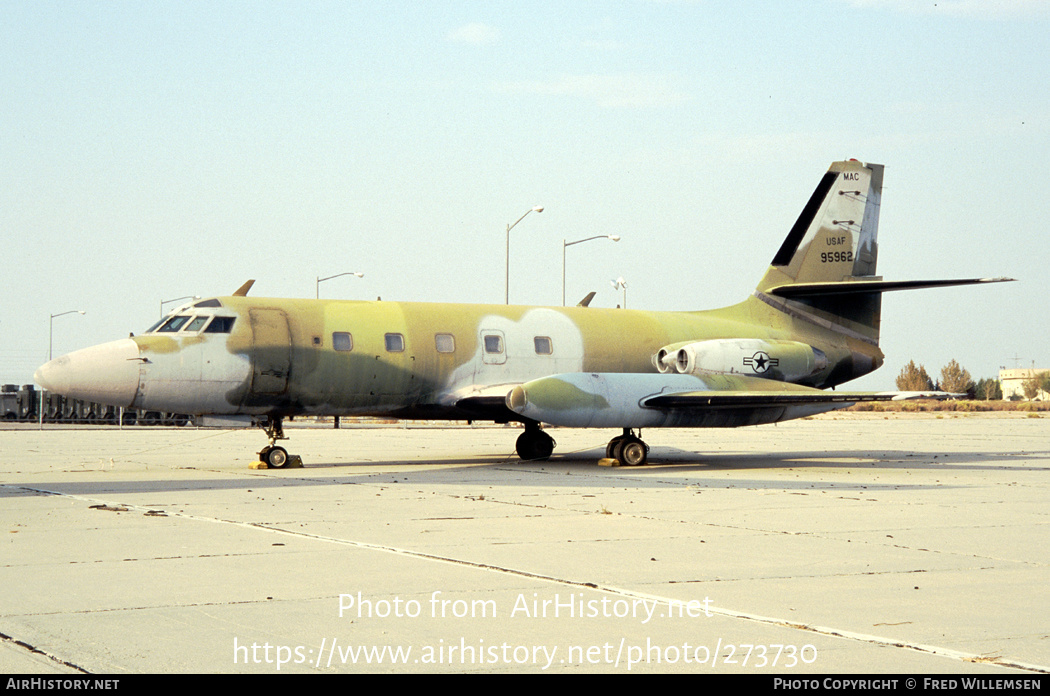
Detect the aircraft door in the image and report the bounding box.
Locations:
[249,309,292,394]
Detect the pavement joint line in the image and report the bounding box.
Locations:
[0,630,89,674]
[11,483,1050,675]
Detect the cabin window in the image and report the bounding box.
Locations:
[534,336,553,355]
[435,333,455,353]
[385,333,405,352]
[204,317,236,334]
[332,332,353,351]
[158,316,191,332]
[184,316,209,332]
[483,334,503,354]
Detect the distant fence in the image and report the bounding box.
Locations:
[1,384,192,425]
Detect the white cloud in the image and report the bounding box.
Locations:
[447,22,500,45]
[496,73,687,110]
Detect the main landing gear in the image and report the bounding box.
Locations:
[514,423,650,466]
[604,428,649,466]
[515,421,556,461]
[257,417,298,469]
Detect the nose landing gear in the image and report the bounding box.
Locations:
[256,417,302,469]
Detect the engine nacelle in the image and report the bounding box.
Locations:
[652,341,694,373]
[653,339,827,383]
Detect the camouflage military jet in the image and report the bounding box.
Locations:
[35,160,1010,467]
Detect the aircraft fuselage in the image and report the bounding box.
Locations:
[37,294,881,425]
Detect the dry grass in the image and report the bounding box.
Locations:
[847,400,1050,413]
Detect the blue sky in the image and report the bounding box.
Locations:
[2,1,1047,390]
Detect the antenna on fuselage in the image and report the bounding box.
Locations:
[233,280,256,297]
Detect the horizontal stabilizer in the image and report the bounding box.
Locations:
[768,277,1014,298]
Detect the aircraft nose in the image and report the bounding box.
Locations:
[34,338,140,408]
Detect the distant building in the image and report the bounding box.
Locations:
[999,368,1049,401]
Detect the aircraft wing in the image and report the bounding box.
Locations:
[450,383,524,422]
[506,372,947,429]
[644,389,889,409]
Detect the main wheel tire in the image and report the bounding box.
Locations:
[613,437,648,466]
[516,430,555,461]
[265,446,289,468]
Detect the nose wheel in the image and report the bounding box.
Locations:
[259,444,290,468]
[256,417,301,469]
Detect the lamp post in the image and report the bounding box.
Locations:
[505,205,544,304]
[49,310,86,362]
[41,310,85,427]
[316,272,364,299]
[562,235,620,306]
[610,276,628,309]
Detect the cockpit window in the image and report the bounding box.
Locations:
[158,316,192,332]
[193,299,222,308]
[184,316,209,332]
[144,318,166,334]
[203,316,236,334]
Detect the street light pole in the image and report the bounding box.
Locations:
[42,310,85,427]
[49,310,86,362]
[611,277,628,309]
[316,272,364,299]
[562,235,621,306]
[505,205,543,304]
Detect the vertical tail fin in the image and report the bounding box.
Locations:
[761,159,882,287]
[750,159,1011,386]
[755,159,884,345]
